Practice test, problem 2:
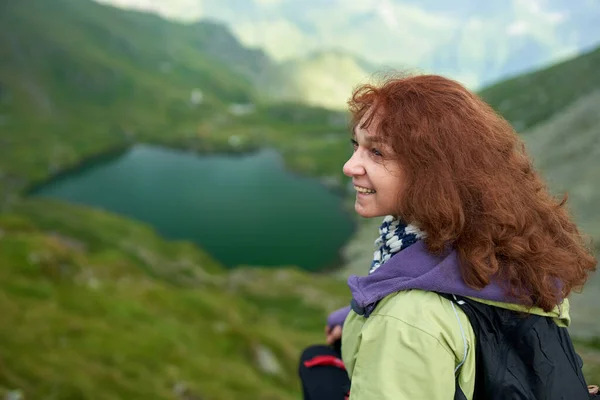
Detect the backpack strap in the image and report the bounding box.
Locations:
[449,294,468,374]
[437,293,470,400]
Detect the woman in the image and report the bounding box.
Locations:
[298,74,598,399]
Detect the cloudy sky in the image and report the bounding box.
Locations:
[95,0,600,88]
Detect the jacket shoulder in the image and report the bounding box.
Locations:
[371,290,475,363]
[343,290,477,399]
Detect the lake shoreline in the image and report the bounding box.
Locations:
[25,141,358,273]
[22,139,262,195]
[22,138,352,200]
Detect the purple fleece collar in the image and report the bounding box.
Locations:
[348,240,514,308]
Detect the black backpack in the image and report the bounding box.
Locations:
[438,293,597,400]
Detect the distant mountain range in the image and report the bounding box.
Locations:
[98,0,600,88]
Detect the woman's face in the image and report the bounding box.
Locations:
[343,114,406,218]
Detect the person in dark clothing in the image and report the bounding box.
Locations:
[298,344,349,400]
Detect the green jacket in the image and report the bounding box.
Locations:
[341,289,570,399]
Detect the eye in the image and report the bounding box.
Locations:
[350,139,358,151]
[371,148,383,157]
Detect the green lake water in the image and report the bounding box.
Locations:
[31,144,355,271]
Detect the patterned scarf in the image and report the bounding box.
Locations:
[369,215,427,274]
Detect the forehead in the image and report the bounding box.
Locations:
[354,106,383,136]
[353,120,385,144]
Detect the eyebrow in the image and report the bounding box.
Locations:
[351,131,385,145]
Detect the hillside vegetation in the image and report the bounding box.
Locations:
[479,45,600,132]
[0,199,350,399]
[520,89,600,338]
[259,50,380,111]
[0,0,351,201]
[0,1,353,398]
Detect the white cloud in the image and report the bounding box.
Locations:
[513,0,568,25]
[507,20,530,36]
[466,18,484,30]
[300,1,458,65]
[334,0,456,31]
[254,0,284,6]
[546,11,567,24]
[508,0,573,61]
[232,19,317,62]
[377,0,399,30]
[447,72,481,90]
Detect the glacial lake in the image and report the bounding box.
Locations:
[30,144,355,271]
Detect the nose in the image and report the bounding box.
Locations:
[343,151,365,177]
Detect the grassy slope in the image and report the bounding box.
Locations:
[520,89,600,339]
[478,45,600,132]
[522,89,600,248]
[0,199,350,399]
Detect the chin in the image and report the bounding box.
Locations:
[355,205,385,219]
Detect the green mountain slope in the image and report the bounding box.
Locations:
[479,45,600,132]
[521,89,600,338]
[0,0,351,200]
[0,0,247,195]
[259,50,382,111]
[523,90,600,244]
[477,46,600,338]
[0,199,350,399]
[188,20,274,84]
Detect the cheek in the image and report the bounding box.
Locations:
[384,181,403,202]
[380,172,405,205]
[394,175,406,196]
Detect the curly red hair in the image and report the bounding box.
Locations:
[349,73,597,311]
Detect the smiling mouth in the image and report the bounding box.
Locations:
[354,185,376,194]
